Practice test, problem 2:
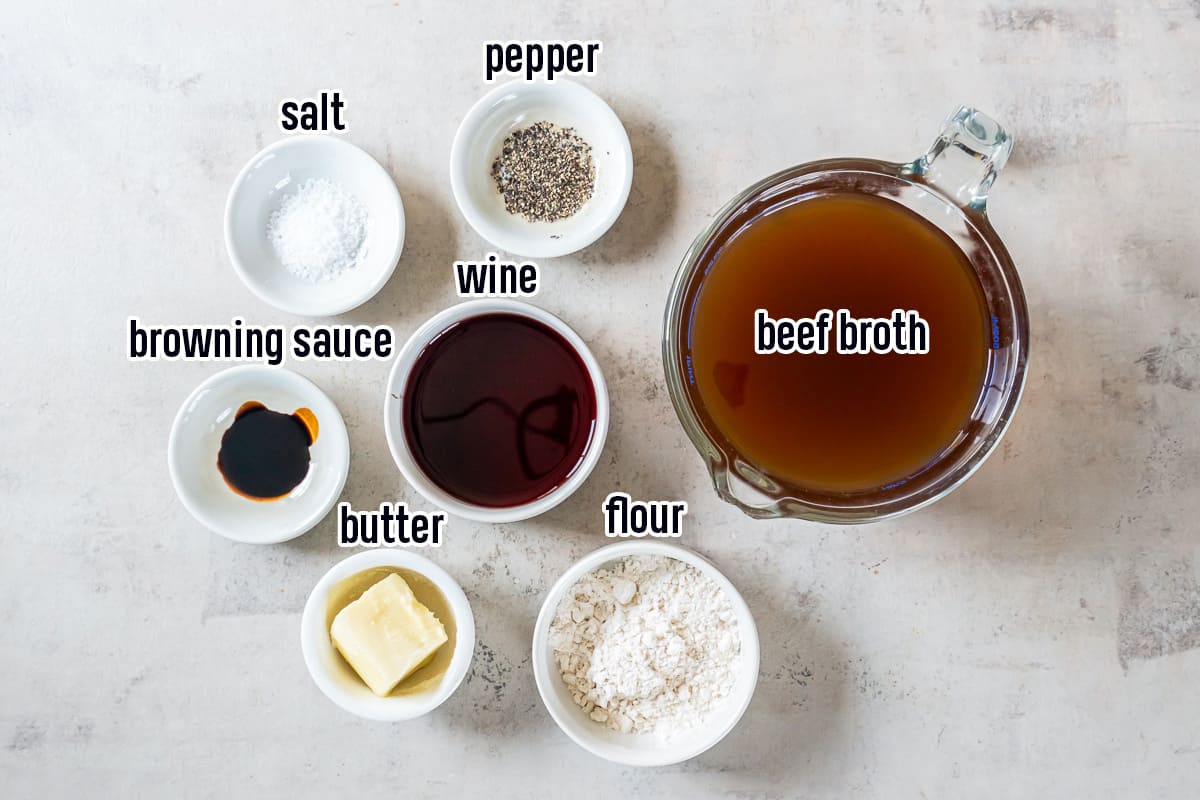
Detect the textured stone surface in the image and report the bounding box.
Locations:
[2,1,1199,797]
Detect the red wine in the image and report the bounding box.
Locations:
[402,313,598,507]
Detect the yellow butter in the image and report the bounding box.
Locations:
[330,573,449,696]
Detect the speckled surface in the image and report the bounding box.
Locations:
[3,1,1200,797]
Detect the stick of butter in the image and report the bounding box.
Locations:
[330,573,449,696]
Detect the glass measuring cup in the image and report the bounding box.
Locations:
[662,107,1028,522]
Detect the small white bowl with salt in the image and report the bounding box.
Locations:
[225,136,404,316]
[532,541,760,766]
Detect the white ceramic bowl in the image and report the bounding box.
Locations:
[384,298,609,523]
[450,80,633,258]
[167,365,349,543]
[532,541,759,766]
[225,135,404,316]
[300,550,475,721]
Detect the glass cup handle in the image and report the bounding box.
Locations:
[906,106,1012,213]
[709,458,787,520]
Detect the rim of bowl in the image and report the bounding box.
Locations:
[383,298,610,523]
[449,79,633,258]
[166,364,350,544]
[300,549,476,721]
[531,541,760,766]
[223,134,406,317]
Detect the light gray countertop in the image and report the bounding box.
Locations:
[4,1,1199,797]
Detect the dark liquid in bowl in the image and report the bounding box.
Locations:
[686,193,989,493]
[403,313,597,508]
[218,402,317,500]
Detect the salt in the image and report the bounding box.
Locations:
[267,178,370,282]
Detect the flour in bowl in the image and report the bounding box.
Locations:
[549,554,740,735]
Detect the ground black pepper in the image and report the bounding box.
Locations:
[491,121,595,223]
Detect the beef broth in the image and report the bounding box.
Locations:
[685,193,989,493]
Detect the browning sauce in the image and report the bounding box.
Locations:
[686,193,988,493]
[217,402,317,500]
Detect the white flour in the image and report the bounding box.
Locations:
[267,178,369,281]
[549,555,740,735]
